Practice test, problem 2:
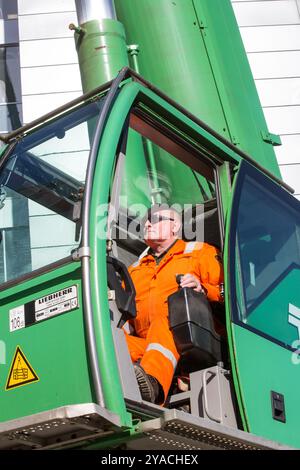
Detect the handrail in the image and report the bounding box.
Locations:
[80,66,129,408]
[202,369,222,423]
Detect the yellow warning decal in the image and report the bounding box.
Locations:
[5,346,39,390]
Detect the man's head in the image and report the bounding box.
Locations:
[142,204,181,249]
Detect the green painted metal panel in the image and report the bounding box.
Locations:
[0,262,93,422]
[232,325,300,449]
[115,0,230,140]
[192,0,281,178]
[114,0,281,179]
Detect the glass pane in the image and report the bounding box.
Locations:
[235,173,300,346]
[111,114,218,264]
[121,130,214,210]
[0,97,104,283]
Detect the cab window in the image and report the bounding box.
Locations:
[0,98,104,284]
[233,168,300,348]
[110,107,222,266]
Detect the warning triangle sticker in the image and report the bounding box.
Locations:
[5,346,39,390]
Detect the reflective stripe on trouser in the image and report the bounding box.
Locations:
[125,316,180,402]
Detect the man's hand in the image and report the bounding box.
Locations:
[180,273,205,294]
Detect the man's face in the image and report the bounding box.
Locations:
[143,209,180,243]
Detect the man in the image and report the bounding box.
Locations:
[124,204,223,404]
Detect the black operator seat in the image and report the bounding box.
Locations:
[181,200,221,249]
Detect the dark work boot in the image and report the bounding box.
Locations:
[134,364,161,404]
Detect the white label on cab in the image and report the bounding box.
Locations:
[9,305,25,332]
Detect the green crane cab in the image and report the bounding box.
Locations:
[0,69,299,450]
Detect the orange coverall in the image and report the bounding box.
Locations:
[125,239,223,402]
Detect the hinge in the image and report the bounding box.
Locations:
[71,246,91,261]
[261,130,282,146]
[9,133,25,144]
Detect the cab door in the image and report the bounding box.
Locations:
[225,160,300,448]
[0,96,123,432]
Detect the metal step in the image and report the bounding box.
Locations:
[130,409,294,450]
[0,403,295,450]
[0,403,121,450]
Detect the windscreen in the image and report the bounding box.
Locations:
[0,97,104,284]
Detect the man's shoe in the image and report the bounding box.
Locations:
[134,364,160,403]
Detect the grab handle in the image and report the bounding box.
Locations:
[202,370,222,423]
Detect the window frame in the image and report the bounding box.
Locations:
[127,99,227,244]
[0,95,106,290]
[228,159,300,352]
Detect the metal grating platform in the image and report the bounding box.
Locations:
[0,403,120,450]
[0,403,295,450]
[133,409,294,450]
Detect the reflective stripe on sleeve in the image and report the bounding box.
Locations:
[184,241,197,253]
[184,241,202,253]
[146,343,178,370]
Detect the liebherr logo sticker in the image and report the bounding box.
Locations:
[9,285,79,332]
[5,346,39,390]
